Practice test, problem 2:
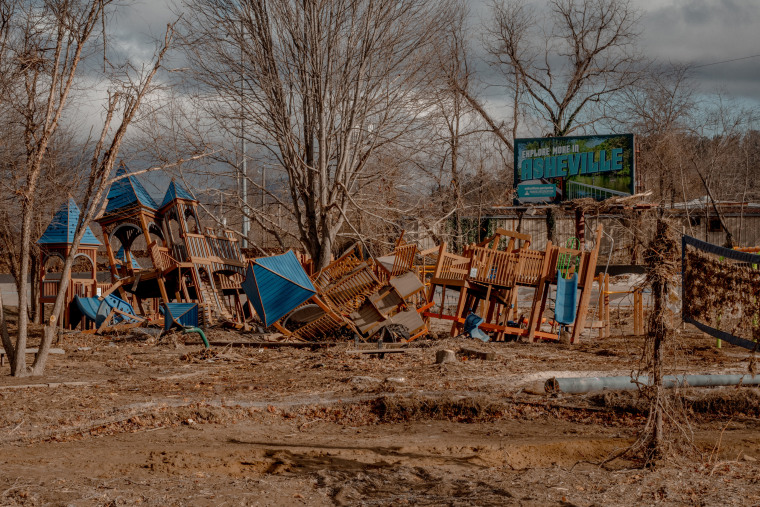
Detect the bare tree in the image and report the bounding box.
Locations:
[616,64,696,205]
[459,0,642,151]
[0,0,115,376]
[180,0,454,268]
[0,0,177,376]
[687,97,760,247]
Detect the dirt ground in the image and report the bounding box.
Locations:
[1,320,759,506]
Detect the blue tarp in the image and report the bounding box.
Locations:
[241,250,317,327]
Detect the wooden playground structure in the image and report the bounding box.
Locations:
[270,239,430,343]
[37,166,635,343]
[423,225,606,343]
[39,166,251,331]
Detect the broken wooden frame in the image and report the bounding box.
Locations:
[275,241,432,342]
[424,226,604,343]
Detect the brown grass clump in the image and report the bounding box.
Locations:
[684,388,760,418]
[590,387,760,421]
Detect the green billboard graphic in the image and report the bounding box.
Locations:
[513,134,635,204]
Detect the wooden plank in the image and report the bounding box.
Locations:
[205,341,341,348]
[423,311,458,322]
[597,274,604,339]
[97,279,123,301]
[527,241,553,342]
[0,348,65,355]
[97,309,116,333]
[533,330,560,341]
[130,272,142,292]
[450,285,469,336]
[111,307,146,322]
[570,225,602,344]
[416,301,435,313]
[604,272,610,338]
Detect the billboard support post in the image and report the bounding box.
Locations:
[575,209,585,246]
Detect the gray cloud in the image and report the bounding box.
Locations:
[640,0,760,104]
[102,0,760,111]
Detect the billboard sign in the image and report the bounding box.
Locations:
[513,134,635,204]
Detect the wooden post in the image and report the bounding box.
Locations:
[427,242,446,320]
[603,273,610,338]
[139,211,170,305]
[570,225,602,344]
[450,285,469,335]
[597,274,605,339]
[527,241,553,342]
[633,288,643,336]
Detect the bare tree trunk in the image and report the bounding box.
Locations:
[13,195,35,376]
[649,272,666,458]
[0,287,13,369]
[31,27,175,376]
[30,251,40,324]
[643,217,679,463]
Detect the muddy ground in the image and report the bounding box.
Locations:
[1,320,759,506]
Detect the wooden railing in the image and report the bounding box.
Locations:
[185,234,209,259]
[71,281,92,297]
[321,266,381,313]
[96,282,112,295]
[209,236,240,262]
[389,244,416,276]
[42,279,100,299]
[171,243,189,263]
[41,280,61,298]
[514,249,548,286]
[291,311,344,341]
[466,246,518,287]
[149,242,179,272]
[433,251,470,281]
[216,273,243,290]
[311,246,364,291]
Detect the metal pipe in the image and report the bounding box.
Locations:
[546,374,760,394]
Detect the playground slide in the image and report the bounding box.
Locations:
[463,312,489,342]
[74,295,139,328]
[554,270,579,326]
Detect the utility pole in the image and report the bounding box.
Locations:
[240,18,249,248]
[241,126,248,247]
[261,164,265,247]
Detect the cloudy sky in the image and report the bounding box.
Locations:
[109,0,760,106]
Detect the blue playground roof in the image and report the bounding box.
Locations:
[38,198,102,246]
[116,246,141,269]
[242,251,317,327]
[160,179,197,209]
[105,165,158,214]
